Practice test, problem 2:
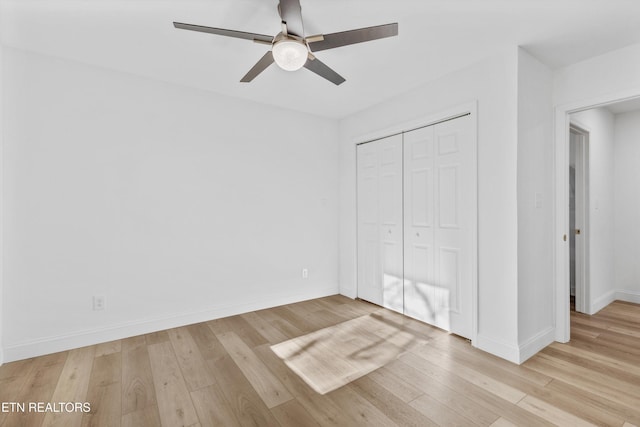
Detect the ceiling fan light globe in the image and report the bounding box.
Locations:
[272,40,308,71]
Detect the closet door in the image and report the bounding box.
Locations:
[357,134,403,312]
[403,126,436,323]
[434,116,473,338]
[404,115,473,338]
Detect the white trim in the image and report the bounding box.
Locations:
[554,89,640,343]
[3,285,338,362]
[475,333,520,364]
[615,290,640,304]
[590,290,616,315]
[353,102,477,145]
[352,101,479,346]
[518,327,555,364]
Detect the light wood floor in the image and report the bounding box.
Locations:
[1,295,640,427]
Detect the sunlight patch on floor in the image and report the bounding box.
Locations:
[270,312,428,394]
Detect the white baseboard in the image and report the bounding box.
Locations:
[3,285,339,362]
[615,289,640,304]
[590,290,617,314]
[474,333,520,364]
[518,326,555,363]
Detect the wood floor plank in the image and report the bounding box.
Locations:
[366,367,423,403]
[409,345,527,404]
[42,346,95,427]
[544,377,640,425]
[286,300,326,317]
[409,393,479,426]
[543,345,640,386]
[168,327,215,391]
[270,399,321,427]
[517,395,597,427]
[185,323,227,361]
[431,334,553,387]
[121,405,162,427]
[190,384,241,427]
[268,306,318,334]
[565,335,640,366]
[490,418,519,427]
[523,378,627,426]
[525,352,640,410]
[122,344,157,415]
[144,330,170,346]
[392,353,501,425]
[208,315,268,348]
[253,343,357,427]
[387,356,553,426]
[147,341,199,427]
[0,357,38,426]
[121,336,146,353]
[350,375,438,426]
[82,352,122,427]
[327,384,398,427]
[217,331,293,408]
[93,340,121,358]
[206,354,281,427]
[253,309,305,339]
[1,352,68,427]
[241,311,290,344]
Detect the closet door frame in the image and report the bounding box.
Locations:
[354,101,479,345]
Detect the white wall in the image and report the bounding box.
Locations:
[554,42,640,107]
[614,110,640,302]
[516,48,555,360]
[569,108,616,314]
[2,48,340,361]
[339,49,522,362]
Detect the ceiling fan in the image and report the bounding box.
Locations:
[173,0,398,85]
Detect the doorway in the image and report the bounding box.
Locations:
[555,94,640,343]
[569,124,589,313]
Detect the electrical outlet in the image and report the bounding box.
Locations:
[302,268,309,279]
[93,295,105,311]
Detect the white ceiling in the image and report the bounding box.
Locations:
[2,0,640,118]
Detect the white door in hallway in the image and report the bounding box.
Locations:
[404,115,474,338]
[356,134,403,312]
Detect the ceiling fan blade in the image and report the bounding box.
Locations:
[240,51,275,83]
[278,0,305,38]
[173,22,273,43]
[304,57,346,85]
[308,23,398,52]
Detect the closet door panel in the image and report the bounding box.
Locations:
[357,134,403,311]
[434,116,473,338]
[403,126,436,322]
[379,135,404,313]
[357,142,382,306]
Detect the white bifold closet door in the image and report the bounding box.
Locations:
[357,114,474,339]
[403,115,473,338]
[356,134,404,313]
